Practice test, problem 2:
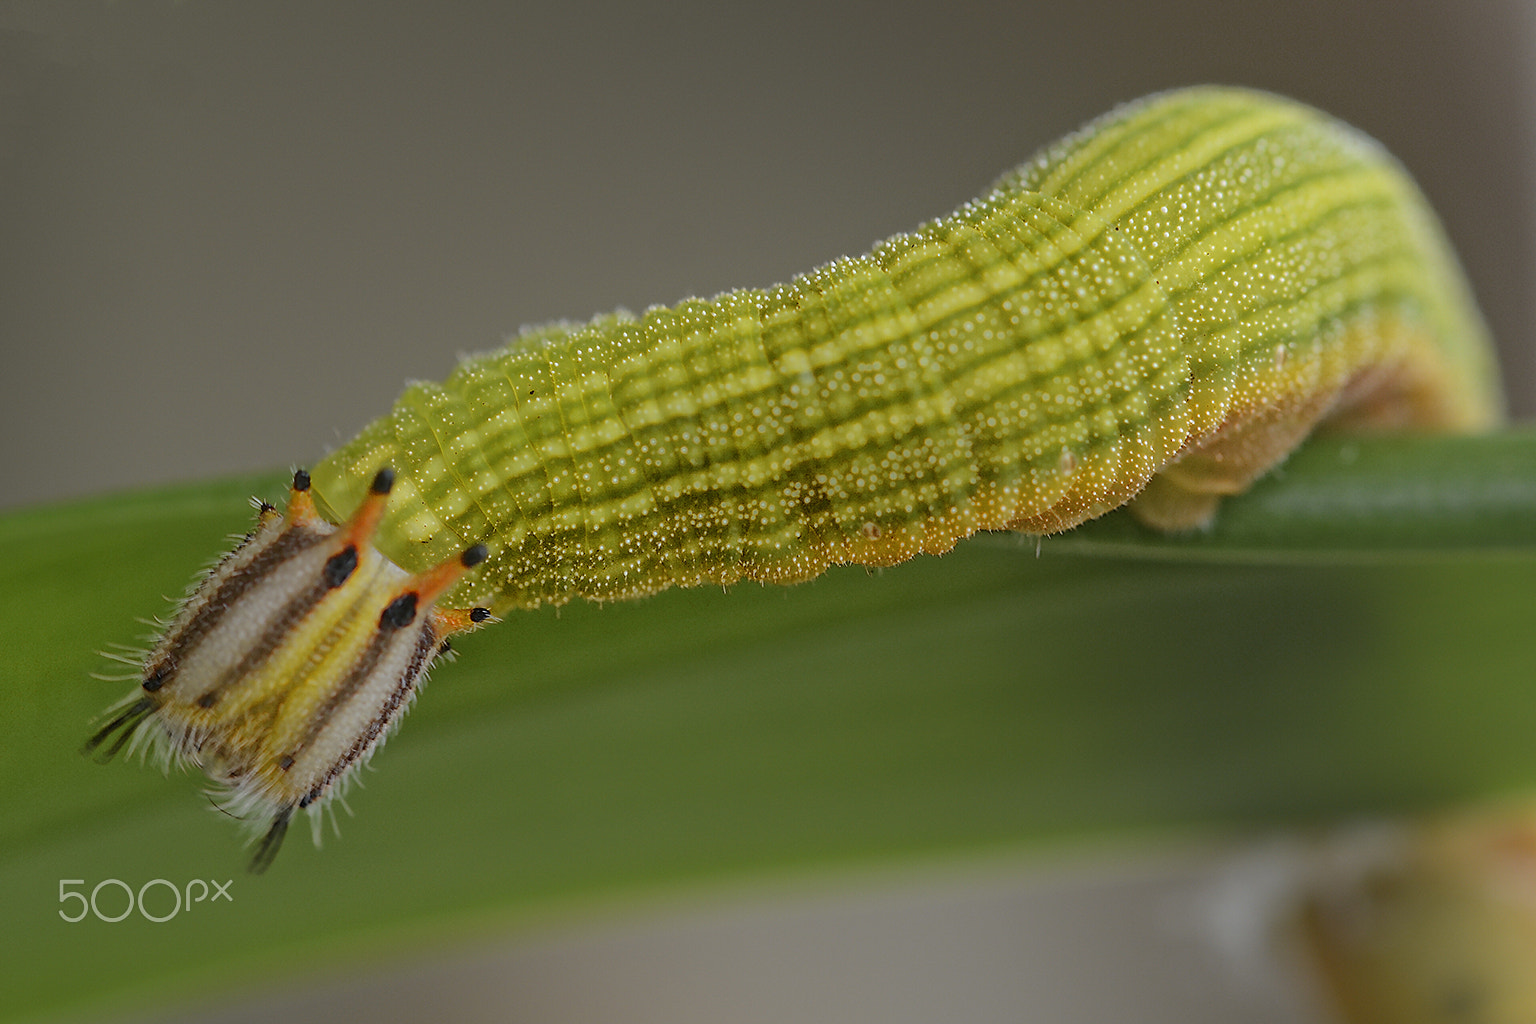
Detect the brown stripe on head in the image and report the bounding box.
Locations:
[88,468,493,873]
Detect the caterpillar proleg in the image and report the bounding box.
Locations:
[90,87,1502,870]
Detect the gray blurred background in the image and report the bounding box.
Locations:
[2,0,1534,511]
[5,2,1535,1022]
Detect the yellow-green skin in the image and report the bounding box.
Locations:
[312,87,1501,613]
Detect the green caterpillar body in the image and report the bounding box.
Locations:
[93,86,1504,871]
[313,86,1499,613]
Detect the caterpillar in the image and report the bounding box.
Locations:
[88,87,1502,871]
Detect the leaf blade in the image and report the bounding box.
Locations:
[3,433,1534,1021]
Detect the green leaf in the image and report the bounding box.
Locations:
[1051,430,1536,558]
[2,432,1534,1022]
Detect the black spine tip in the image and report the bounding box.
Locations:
[461,543,489,568]
[82,697,156,762]
[292,469,311,492]
[380,592,419,630]
[470,607,492,623]
[370,467,396,495]
[249,807,292,874]
[323,545,359,588]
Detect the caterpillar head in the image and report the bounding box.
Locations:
[86,468,492,872]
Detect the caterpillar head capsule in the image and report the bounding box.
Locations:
[86,468,492,873]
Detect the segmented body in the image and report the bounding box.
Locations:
[310,87,1499,613]
[94,87,1503,871]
